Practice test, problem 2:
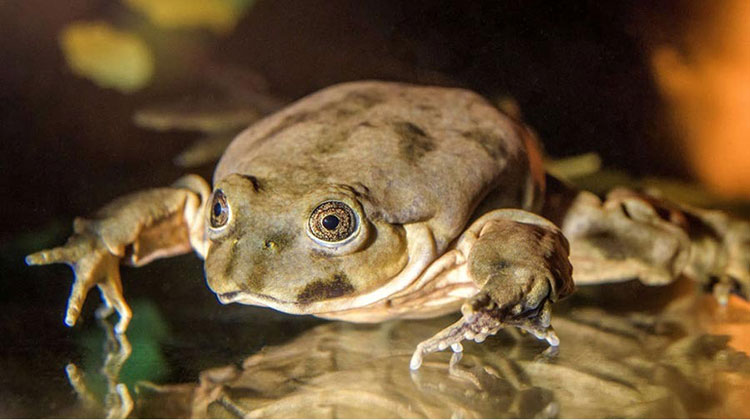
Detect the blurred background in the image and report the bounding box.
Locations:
[4,0,750,239]
[2,0,750,417]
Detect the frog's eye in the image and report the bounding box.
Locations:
[209,189,230,229]
[308,201,358,244]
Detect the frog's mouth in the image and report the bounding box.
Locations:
[218,290,279,306]
[216,287,381,315]
[217,289,352,314]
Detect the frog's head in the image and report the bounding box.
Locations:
[203,173,409,314]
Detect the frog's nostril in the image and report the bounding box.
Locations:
[263,240,278,251]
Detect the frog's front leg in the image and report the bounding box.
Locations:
[410,210,574,370]
[26,175,210,333]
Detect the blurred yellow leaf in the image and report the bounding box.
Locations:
[59,21,154,93]
[124,0,255,34]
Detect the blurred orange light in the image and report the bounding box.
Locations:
[652,0,750,198]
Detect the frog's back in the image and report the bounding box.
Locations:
[215,81,541,250]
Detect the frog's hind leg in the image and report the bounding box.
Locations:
[542,175,750,303]
[411,210,574,369]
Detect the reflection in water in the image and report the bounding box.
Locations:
[66,318,133,418]
[72,281,750,419]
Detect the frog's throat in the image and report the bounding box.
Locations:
[222,223,438,315]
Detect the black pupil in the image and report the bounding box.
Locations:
[322,215,340,230]
[213,201,223,218]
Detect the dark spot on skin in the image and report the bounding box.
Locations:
[315,118,379,155]
[320,91,383,120]
[316,141,336,154]
[315,127,351,154]
[495,260,510,270]
[311,90,385,122]
[297,273,355,304]
[215,231,266,293]
[240,175,261,192]
[462,129,507,160]
[394,121,434,161]
[396,120,428,137]
[221,248,268,293]
[335,108,357,118]
[587,232,628,260]
[255,90,384,145]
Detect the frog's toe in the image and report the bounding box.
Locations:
[55,244,131,332]
[64,258,103,327]
[410,315,488,370]
[409,287,562,370]
[65,281,89,327]
[107,291,132,335]
[513,300,559,346]
[26,245,80,266]
[711,274,750,306]
[25,249,58,265]
[95,259,131,334]
[410,299,508,370]
[467,288,559,348]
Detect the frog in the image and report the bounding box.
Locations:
[26,81,750,370]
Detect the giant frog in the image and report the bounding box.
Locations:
[26,81,750,369]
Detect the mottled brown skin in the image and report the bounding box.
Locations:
[26,81,750,368]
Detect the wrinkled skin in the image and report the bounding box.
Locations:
[27,81,750,368]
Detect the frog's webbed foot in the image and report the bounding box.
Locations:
[411,210,574,370]
[26,233,131,333]
[410,295,559,370]
[26,175,210,334]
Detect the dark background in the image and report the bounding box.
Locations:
[0,0,689,417]
[0,0,681,241]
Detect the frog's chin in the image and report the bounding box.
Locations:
[217,290,263,305]
[217,290,277,308]
[216,289,317,314]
